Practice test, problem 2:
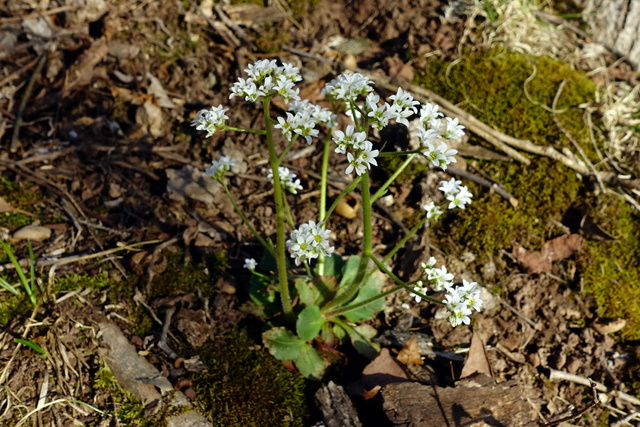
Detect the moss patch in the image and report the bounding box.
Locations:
[193,328,308,426]
[0,179,44,231]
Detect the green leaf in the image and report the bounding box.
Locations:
[15,338,46,357]
[295,278,320,306]
[337,255,361,289]
[296,305,325,341]
[333,324,347,340]
[344,324,379,359]
[294,343,329,379]
[263,327,306,360]
[343,270,386,322]
[311,276,338,305]
[314,253,344,277]
[0,276,20,296]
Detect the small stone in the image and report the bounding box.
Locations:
[12,224,51,241]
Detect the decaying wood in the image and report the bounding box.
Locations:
[98,321,213,427]
[315,381,363,427]
[583,0,640,70]
[381,373,538,426]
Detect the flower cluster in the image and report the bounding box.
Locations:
[332,125,379,176]
[411,257,483,327]
[230,59,302,103]
[274,100,335,145]
[443,280,483,327]
[286,221,334,266]
[191,105,229,137]
[268,166,303,194]
[204,156,235,180]
[322,73,374,102]
[415,103,464,170]
[438,178,473,209]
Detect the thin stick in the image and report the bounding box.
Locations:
[10,52,47,152]
[549,368,640,407]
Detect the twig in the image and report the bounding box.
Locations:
[552,80,606,193]
[542,378,599,427]
[10,51,47,152]
[549,368,640,407]
[0,239,162,272]
[447,165,518,208]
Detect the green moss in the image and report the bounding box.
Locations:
[94,361,149,426]
[417,49,587,254]
[580,193,640,340]
[255,24,292,54]
[54,272,113,293]
[193,328,308,426]
[0,180,44,231]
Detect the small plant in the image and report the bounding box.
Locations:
[0,240,40,307]
[192,60,483,378]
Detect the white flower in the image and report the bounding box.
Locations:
[422,202,443,219]
[438,178,462,197]
[289,100,336,127]
[446,185,473,209]
[443,291,472,327]
[229,77,265,102]
[412,280,427,303]
[286,220,334,266]
[268,166,303,194]
[275,110,320,145]
[333,125,367,154]
[439,117,465,140]
[420,103,444,127]
[204,156,235,180]
[244,258,258,271]
[416,126,440,148]
[245,59,279,81]
[191,105,229,137]
[459,280,483,312]
[388,87,419,126]
[423,141,458,170]
[322,73,374,102]
[345,141,379,176]
[274,75,300,103]
[420,256,437,270]
[427,265,454,291]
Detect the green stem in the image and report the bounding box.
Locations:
[317,134,333,276]
[369,255,442,304]
[370,152,417,204]
[362,215,427,284]
[323,172,372,311]
[324,176,362,219]
[221,181,275,257]
[277,135,300,164]
[326,286,402,317]
[221,126,266,135]
[264,99,295,324]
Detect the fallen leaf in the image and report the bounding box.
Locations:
[361,348,411,391]
[460,330,492,379]
[513,244,551,273]
[543,234,583,261]
[396,335,424,366]
[363,385,381,400]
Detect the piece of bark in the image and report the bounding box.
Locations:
[381,374,538,426]
[315,381,362,427]
[98,321,213,427]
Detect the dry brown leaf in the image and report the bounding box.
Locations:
[396,335,424,366]
[460,330,492,379]
[513,243,552,273]
[361,348,411,391]
[63,37,108,95]
[543,234,583,261]
[363,385,382,400]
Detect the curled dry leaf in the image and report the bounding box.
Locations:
[396,335,423,366]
